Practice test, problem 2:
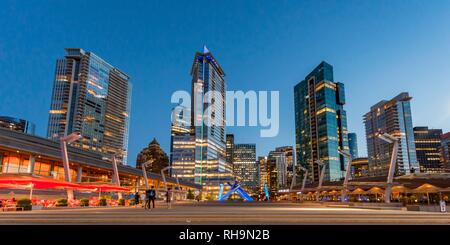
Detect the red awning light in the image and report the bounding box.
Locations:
[0,175,130,192]
[78,183,130,192]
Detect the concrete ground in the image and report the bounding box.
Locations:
[1,201,449,225]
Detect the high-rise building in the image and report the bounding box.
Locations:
[364,92,419,176]
[226,134,234,169]
[190,46,232,194]
[232,144,258,192]
[0,116,35,135]
[47,48,132,165]
[258,156,268,193]
[348,133,359,159]
[294,61,349,182]
[170,106,195,180]
[413,127,443,173]
[441,132,450,172]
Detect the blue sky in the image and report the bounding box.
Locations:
[1,0,449,166]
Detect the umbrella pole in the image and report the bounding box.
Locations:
[29,184,33,200]
[427,192,430,205]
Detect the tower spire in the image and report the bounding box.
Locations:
[203,45,210,54]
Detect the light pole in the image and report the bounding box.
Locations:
[338,149,352,202]
[59,132,82,201]
[141,159,154,189]
[315,160,325,202]
[377,132,399,204]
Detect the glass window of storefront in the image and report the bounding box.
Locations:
[1,152,30,173]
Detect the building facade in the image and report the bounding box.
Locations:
[413,127,443,173]
[348,132,359,159]
[258,156,268,193]
[226,134,234,169]
[0,116,35,135]
[47,48,132,165]
[190,46,232,195]
[351,157,369,178]
[364,92,419,177]
[232,144,258,192]
[442,132,450,172]
[294,61,349,182]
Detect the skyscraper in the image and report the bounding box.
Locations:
[364,92,419,177]
[258,156,268,193]
[232,144,258,192]
[47,48,132,165]
[414,127,443,173]
[190,46,232,194]
[294,61,349,182]
[226,134,234,169]
[170,106,195,181]
[347,132,359,159]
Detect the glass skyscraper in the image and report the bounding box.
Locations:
[171,46,232,197]
[47,48,132,165]
[413,126,443,173]
[364,92,419,176]
[348,132,359,159]
[232,144,258,192]
[294,61,349,182]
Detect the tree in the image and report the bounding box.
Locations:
[136,138,169,174]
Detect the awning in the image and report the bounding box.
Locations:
[411,183,441,193]
[351,188,365,195]
[364,187,384,195]
[78,183,130,192]
[0,175,80,189]
[0,175,130,192]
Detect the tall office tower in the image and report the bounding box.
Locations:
[413,127,443,173]
[441,132,450,172]
[294,61,349,182]
[0,116,35,135]
[226,134,234,169]
[266,155,279,194]
[47,48,132,165]
[170,106,196,180]
[348,133,359,159]
[268,150,288,190]
[271,146,294,187]
[364,92,419,177]
[258,156,268,193]
[232,144,258,192]
[190,46,232,194]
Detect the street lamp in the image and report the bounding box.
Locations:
[141,159,154,189]
[59,132,82,201]
[376,132,399,204]
[338,149,352,202]
[315,160,325,202]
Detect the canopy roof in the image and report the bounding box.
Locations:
[0,175,130,192]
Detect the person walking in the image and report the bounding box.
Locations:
[166,188,172,209]
[146,186,156,210]
[134,192,140,208]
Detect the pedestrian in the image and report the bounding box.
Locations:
[134,192,140,207]
[166,188,172,209]
[146,186,156,210]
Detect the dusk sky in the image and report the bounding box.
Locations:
[1,0,449,166]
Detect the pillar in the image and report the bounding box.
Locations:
[76,166,83,183]
[28,155,36,174]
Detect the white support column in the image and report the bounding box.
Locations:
[60,140,74,201]
[112,156,123,199]
[385,140,399,203]
[28,155,36,174]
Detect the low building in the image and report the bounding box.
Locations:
[0,127,201,200]
[441,132,450,172]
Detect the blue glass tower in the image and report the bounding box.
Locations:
[294,61,349,182]
[348,133,359,159]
